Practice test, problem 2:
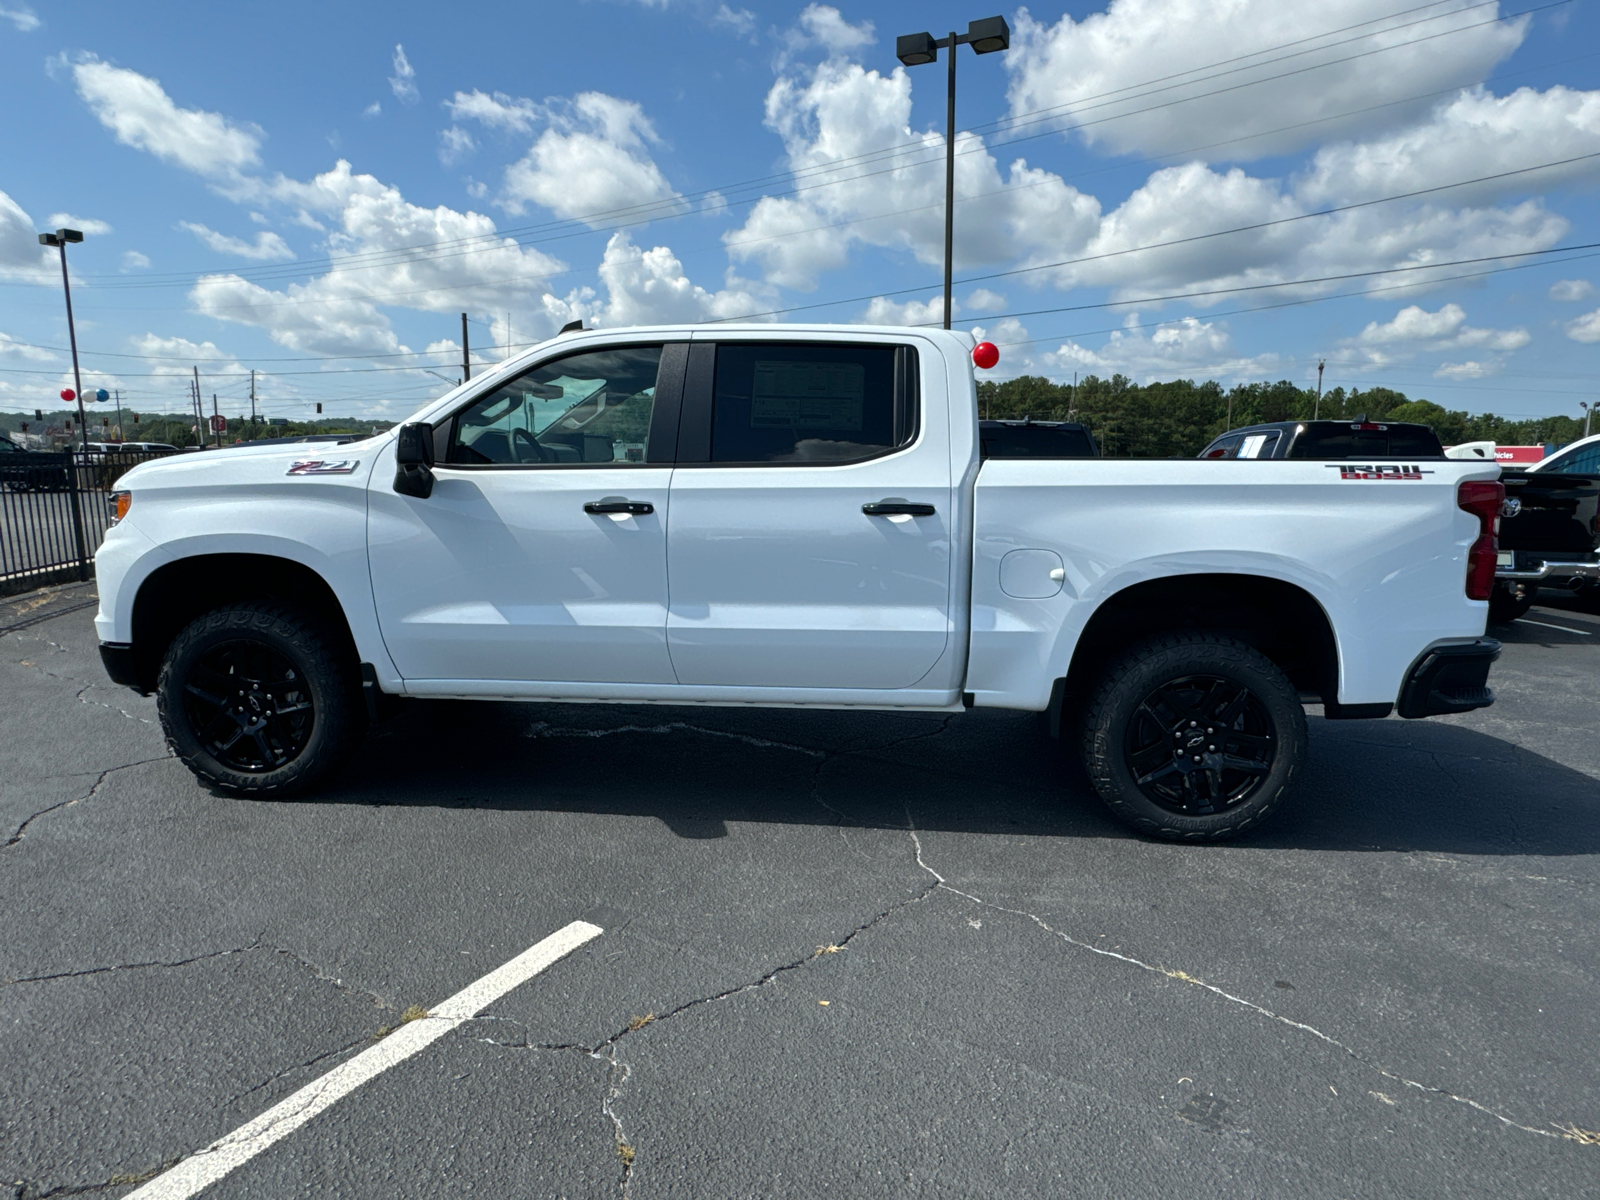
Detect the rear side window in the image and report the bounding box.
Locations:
[709,343,915,464]
[1289,425,1443,459]
[979,423,1096,459]
[1544,443,1600,475]
[1200,435,1243,459]
[1238,432,1280,459]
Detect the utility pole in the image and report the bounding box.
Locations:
[113,388,123,442]
[461,312,471,382]
[192,366,204,446]
[250,369,257,428]
[1315,360,1326,419]
[212,393,222,447]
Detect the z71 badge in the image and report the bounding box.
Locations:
[286,460,360,475]
[1325,464,1432,480]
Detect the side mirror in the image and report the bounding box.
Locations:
[394,422,435,499]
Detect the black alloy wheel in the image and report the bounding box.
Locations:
[181,639,315,772]
[1123,674,1275,816]
[1080,633,1306,840]
[157,600,365,794]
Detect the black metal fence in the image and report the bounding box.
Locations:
[0,448,177,595]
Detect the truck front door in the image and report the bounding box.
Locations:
[368,342,684,685]
[664,338,954,690]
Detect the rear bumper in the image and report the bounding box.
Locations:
[98,642,144,692]
[1497,552,1600,582]
[1396,638,1500,719]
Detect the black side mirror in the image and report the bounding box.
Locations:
[394,422,435,498]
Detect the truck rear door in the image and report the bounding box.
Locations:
[663,336,955,690]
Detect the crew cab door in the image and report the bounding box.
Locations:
[663,336,954,690]
[368,342,685,684]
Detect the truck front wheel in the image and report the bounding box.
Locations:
[1080,633,1306,841]
[157,601,365,795]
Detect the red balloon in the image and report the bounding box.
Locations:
[972,342,1000,370]
[60,388,75,401]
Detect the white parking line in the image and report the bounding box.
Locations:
[1515,617,1594,636]
[128,920,603,1200]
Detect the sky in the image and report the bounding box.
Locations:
[0,0,1598,425]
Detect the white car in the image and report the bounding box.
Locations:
[93,324,1504,839]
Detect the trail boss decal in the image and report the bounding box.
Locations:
[286,459,360,475]
[1326,464,1433,481]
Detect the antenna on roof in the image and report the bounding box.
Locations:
[559,319,584,334]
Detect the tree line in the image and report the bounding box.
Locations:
[976,375,1588,458]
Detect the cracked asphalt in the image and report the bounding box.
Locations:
[3,580,1598,1198]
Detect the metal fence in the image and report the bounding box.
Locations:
[0,448,176,595]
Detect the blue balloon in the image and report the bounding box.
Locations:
[95,388,109,402]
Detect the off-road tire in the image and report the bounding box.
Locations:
[1080,632,1306,841]
[1487,585,1534,625]
[157,601,364,795]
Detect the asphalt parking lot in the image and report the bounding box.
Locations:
[3,582,1598,1198]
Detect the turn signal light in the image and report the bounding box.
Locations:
[1457,479,1504,601]
[110,490,132,526]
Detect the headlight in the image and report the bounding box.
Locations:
[110,490,132,525]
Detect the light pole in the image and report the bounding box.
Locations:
[38,227,90,449]
[1314,360,1325,419]
[1582,401,1593,439]
[896,16,1010,331]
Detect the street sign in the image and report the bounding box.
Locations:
[211,414,227,433]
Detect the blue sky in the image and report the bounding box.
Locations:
[1,0,1598,425]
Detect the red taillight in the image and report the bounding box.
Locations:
[1457,479,1504,601]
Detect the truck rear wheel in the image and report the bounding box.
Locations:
[157,601,364,795]
[1080,633,1305,841]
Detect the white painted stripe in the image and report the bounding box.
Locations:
[1515,617,1594,636]
[128,920,603,1200]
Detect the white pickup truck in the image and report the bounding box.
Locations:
[94,325,1504,839]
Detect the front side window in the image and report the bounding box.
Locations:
[709,343,913,465]
[447,345,663,466]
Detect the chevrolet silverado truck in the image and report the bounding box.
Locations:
[92,325,1504,840]
[1490,434,1600,623]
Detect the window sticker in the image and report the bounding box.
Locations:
[1239,434,1269,459]
[750,361,865,430]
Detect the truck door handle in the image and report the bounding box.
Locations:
[863,500,936,517]
[584,500,653,515]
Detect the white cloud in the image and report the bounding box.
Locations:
[861,294,951,325]
[592,231,762,326]
[128,333,244,378]
[0,4,39,31]
[712,4,756,39]
[0,331,55,362]
[966,288,1006,312]
[1007,0,1525,161]
[438,126,476,165]
[1566,309,1600,344]
[784,4,874,58]
[1298,85,1600,206]
[445,89,539,134]
[362,101,382,119]
[120,250,150,271]
[1038,313,1280,382]
[178,221,295,261]
[500,93,682,225]
[389,45,418,106]
[1551,279,1595,301]
[45,212,112,236]
[1435,360,1493,379]
[0,189,54,282]
[72,57,263,179]
[1357,303,1527,352]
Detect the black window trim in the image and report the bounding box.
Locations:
[432,340,688,471]
[673,340,923,469]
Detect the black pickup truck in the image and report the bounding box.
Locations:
[1492,435,1600,623]
[1196,418,1444,460]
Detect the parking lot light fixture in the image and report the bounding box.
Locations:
[38,228,90,450]
[893,17,1010,330]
